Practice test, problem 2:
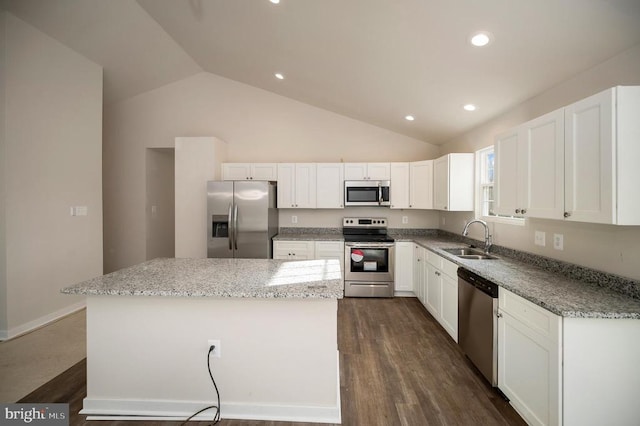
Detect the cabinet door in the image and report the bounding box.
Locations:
[522,109,564,219]
[494,129,520,216]
[390,163,410,209]
[394,242,414,292]
[433,156,449,210]
[222,163,251,180]
[343,163,367,180]
[294,163,317,208]
[251,163,278,181]
[367,163,391,180]
[316,163,344,209]
[413,245,425,303]
[498,289,562,426]
[425,264,441,318]
[277,163,296,208]
[440,272,458,342]
[447,153,475,211]
[565,89,614,224]
[409,160,433,209]
[315,241,344,275]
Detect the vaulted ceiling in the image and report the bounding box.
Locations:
[3,0,640,144]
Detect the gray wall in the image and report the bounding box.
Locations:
[0,12,103,338]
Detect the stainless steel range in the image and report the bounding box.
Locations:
[343,217,395,297]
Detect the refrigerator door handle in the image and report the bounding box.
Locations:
[233,204,239,250]
[227,203,233,250]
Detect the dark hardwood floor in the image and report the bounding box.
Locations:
[19,297,525,426]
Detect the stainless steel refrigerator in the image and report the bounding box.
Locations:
[207,181,278,258]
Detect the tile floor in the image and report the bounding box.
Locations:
[0,309,86,402]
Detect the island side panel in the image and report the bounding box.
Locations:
[83,295,339,423]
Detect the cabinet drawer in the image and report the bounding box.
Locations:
[273,240,315,258]
[426,250,443,268]
[499,288,561,341]
[314,241,343,257]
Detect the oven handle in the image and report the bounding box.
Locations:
[345,242,395,248]
[378,185,383,205]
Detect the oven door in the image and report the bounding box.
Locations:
[344,242,395,282]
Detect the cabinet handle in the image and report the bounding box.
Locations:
[496,312,503,318]
[521,209,527,214]
[564,212,571,218]
[444,206,448,210]
[435,271,440,276]
[515,209,521,214]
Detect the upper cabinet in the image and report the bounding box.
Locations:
[494,109,564,219]
[277,163,317,209]
[565,86,640,225]
[344,163,390,180]
[222,163,277,181]
[390,162,410,209]
[495,86,640,225]
[410,160,433,209]
[316,163,344,209]
[433,154,474,211]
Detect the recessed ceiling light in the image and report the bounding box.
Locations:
[463,104,477,111]
[274,73,284,80]
[405,115,415,121]
[270,0,280,4]
[469,31,492,47]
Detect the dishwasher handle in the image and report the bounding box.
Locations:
[457,267,499,298]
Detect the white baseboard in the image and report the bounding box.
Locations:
[394,291,416,297]
[0,300,86,341]
[81,398,341,424]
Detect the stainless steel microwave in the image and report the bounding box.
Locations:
[344,180,391,206]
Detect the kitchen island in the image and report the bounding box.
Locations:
[62,257,343,423]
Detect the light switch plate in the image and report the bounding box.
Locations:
[534,231,546,246]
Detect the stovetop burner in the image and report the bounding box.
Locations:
[342,217,394,243]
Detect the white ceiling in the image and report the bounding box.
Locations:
[2,0,640,144]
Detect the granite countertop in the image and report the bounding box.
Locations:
[401,235,640,320]
[61,257,343,299]
[273,233,344,241]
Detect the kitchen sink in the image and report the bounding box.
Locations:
[441,247,498,260]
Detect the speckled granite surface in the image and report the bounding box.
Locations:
[274,227,344,241]
[62,258,343,299]
[409,236,640,319]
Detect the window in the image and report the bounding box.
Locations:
[476,146,524,225]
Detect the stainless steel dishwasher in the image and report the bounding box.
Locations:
[457,267,499,386]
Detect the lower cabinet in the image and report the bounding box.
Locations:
[425,251,458,342]
[498,288,562,426]
[498,287,640,426]
[273,240,315,260]
[273,240,344,277]
[394,242,414,293]
[413,244,426,304]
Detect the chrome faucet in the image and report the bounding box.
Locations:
[462,219,493,253]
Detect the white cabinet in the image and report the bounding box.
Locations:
[344,163,390,180]
[433,153,474,211]
[494,109,564,219]
[390,163,410,209]
[314,240,344,275]
[394,242,414,292]
[424,250,458,342]
[413,244,426,304]
[222,163,277,181]
[316,163,344,209]
[564,86,640,225]
[498,288,562,426]
[273,240,316,260]
[409,160,433,209]
[277,163,317,209]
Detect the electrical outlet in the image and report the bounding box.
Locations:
[553,234,564,250]
[207,339,221,358]
[291,215,297,224]
[402,216,408,224]
[534,230,546,247]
